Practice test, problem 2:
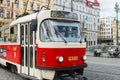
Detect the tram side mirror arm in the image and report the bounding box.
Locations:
[31,19,37,31]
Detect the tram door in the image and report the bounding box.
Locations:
[20,23,36,76]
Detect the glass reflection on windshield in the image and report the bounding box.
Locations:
[40,20,82,42]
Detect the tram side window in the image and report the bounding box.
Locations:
[4,28,10,42]
[10,26,18,43]
[40,20,53,42]
[0,31,1,37]
[0,26,18,43]
[41,24,49,41]
[0,31,4,42]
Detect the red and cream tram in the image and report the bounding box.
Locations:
[0,10,87,80]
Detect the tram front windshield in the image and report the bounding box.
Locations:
[40,20,82,42]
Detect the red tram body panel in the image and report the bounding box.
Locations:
[0,44,86,69]
[0,44,21,64]
[36,47,86,69]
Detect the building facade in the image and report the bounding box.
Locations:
[98,17,114,45]
[52,0,100,47]
[99,17,120,45]
[112,19,120,45]
[0,0,53,27]
[0,0,100,47]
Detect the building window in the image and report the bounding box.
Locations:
[23,2,26,9]
[45,0,48,3]
[76,5,78,10]
[6,0,10,6]
[0,8,4,18]
[15,12,19,18]
[15,0,19,4]
[69,2,71,8]
[0,0,3,3]
[30,3,33,10]
[37,5,39,10]
[15,0,19,8]
[94,41,96,45]
[6,11,10,18]
[59,0,61,5]
[16,3,19,8]
[55,0,57,4]
[79,14,81,20]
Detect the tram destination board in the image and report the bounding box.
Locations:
[51,11,78,20]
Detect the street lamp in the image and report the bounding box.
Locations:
[114,2,120,45]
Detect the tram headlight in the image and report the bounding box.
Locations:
[83,55,87,61]
[57,56,64,63]
[42,52,46,62]
[42,56,46,62]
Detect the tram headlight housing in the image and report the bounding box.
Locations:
[58,56,64,63]
[42,52,46,62]
[83,55,87,61]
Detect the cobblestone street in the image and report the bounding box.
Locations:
[84,56,120,80]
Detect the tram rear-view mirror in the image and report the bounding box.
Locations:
[31,19,37,31]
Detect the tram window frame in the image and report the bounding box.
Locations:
[0,31,4,42]
[0,31,1,37]
[20,25,24,45]
[40,20,54,42]
[40,19,82,42]
[4,28,10,42]
[10,27,14,34]
[0,31,3,42]
[10,25,18,43]
[40,20,49,42]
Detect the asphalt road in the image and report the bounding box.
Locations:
[84,56,120,80]
[0,56,120,80]
[0,67,26,80]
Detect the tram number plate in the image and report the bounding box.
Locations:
[68,56,78,61]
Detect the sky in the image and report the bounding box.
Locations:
[99,0,120,18]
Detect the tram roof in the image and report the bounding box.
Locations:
[10,12,38,26]
[0,10,43,30]
[1,10,78,30]
[10,10,55,26]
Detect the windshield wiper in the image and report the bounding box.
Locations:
[54,27,67,43]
